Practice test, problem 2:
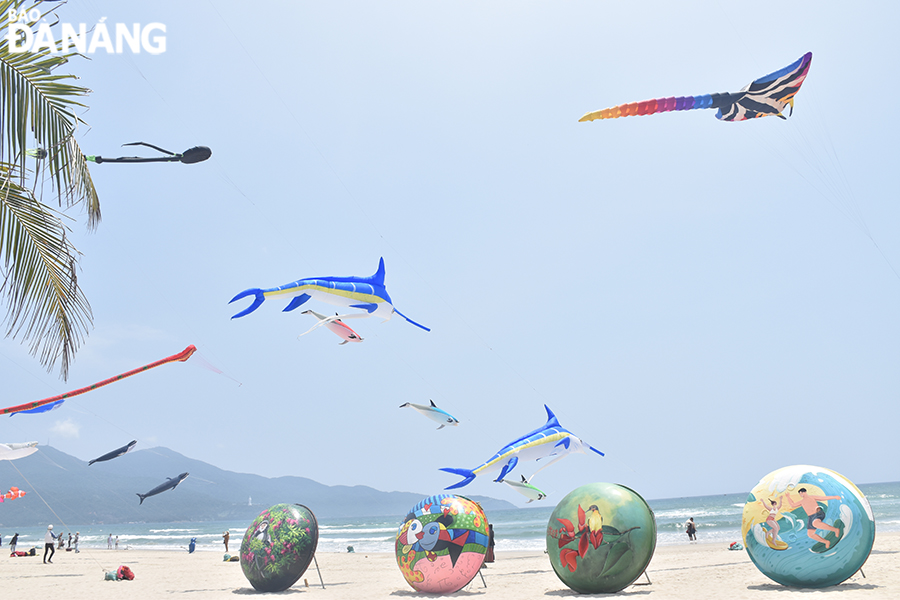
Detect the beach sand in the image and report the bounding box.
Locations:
[2,532,897,598]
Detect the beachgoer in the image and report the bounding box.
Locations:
[67,533,72,549]
[74,532,80,553]
[10,533,18,554]
[115,536,119,550]
[484,524,495,564]
[108,534,112,549]
[784,488,842,548]
[686,518,697,541]
[223,531,230,553]
[57,531,64,549]
[44,524,56,563]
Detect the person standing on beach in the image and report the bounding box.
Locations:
[784,488,842,548]
[10,533,18,554]
[108,534,112,549]
[74,532,80,553]
[44,525,57,563]
[685,518,698,542]
[57,531,64,549]
[223,531,230,553]
[115,536,119,550]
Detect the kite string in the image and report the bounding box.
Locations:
[7,458,112,573]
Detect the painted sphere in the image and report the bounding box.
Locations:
[240,503,319,592]
[741,465,875,588]
[395,494,490,594]
[546,482,657,594]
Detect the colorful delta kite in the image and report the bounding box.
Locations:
[229,258,430,331]
[580,52,812,123]
[400,400,460,430]
[0,346,197,417]
[440,405,604,489]
[0,441,38,461]
[298,310,364,345]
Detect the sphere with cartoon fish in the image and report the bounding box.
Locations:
[395,494,490,594]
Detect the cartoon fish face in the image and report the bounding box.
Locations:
[403,519,424,546]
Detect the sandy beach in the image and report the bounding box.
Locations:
[1,531,896,599]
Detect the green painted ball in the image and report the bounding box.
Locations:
[240,503,319,592]
[546,482,656,593]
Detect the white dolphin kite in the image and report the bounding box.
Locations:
[400,400,459,430]
[500,475,547,503]
[298,310,365,345]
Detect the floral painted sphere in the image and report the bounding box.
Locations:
[546,482,656,594]
[240,503,319,592]
[395,494,490,594]
[741,465,875,588]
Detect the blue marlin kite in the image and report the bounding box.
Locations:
[229,258,430,331]
[440,405,604,489]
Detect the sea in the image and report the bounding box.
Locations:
[3,481,898,554]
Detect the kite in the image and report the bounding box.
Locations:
[1,345,197,417]
[579,52,812,123]
[501,475,547,503]
[89,440,137,466]
[400,400,459,430]
[440,405,604,489]
[229,257,430,331]
[0,441,38,461]
[298,310,364,345]
[137,472,189,504]
[1,486,26,502]
[29,142,211,164]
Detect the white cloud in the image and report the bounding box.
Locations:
[49,419,81,439]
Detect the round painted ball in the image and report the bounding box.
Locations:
[395,494,490,594]
[239,503,319,592]
[546,482,657,594]
[741,465,875,588]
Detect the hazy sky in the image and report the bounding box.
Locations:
[2,1,898,508]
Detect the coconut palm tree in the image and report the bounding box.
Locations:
[1,0,100,379]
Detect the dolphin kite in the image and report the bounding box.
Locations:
[89,440,137,466]
[501,475,547,503]
[137,472,189,504]
[229,258,430,331]
[440,405,603,489]
[400,400,459,429]
[298,310,364,345]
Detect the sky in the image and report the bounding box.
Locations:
[2,1,899,508]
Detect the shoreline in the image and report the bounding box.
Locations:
[2,531,896,598]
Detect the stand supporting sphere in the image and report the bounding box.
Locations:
[395,494,490,594]
[240,503,319,592]
[546,482,657,594]
[741,465,875,588]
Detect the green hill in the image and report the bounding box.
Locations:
[0,445,514,526]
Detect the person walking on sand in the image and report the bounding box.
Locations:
[10,533,18,554]
[223,531,230,553]
[44,525,57,563]
[785,488,842,548]
[74,532,80,553]
[685,517,698,542]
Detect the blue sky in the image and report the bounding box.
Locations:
[2,1,898,507]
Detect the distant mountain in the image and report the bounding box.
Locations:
[0,446,515,526]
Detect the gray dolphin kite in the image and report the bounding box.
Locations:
[89,440,137,466]
[137,472,189,504]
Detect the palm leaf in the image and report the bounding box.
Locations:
[0,0,100,227]
[0,162,90,379]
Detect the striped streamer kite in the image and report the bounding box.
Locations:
[579,52,812,123]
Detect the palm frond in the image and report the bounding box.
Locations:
[0,0,100,227]
[0,162,91,379]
